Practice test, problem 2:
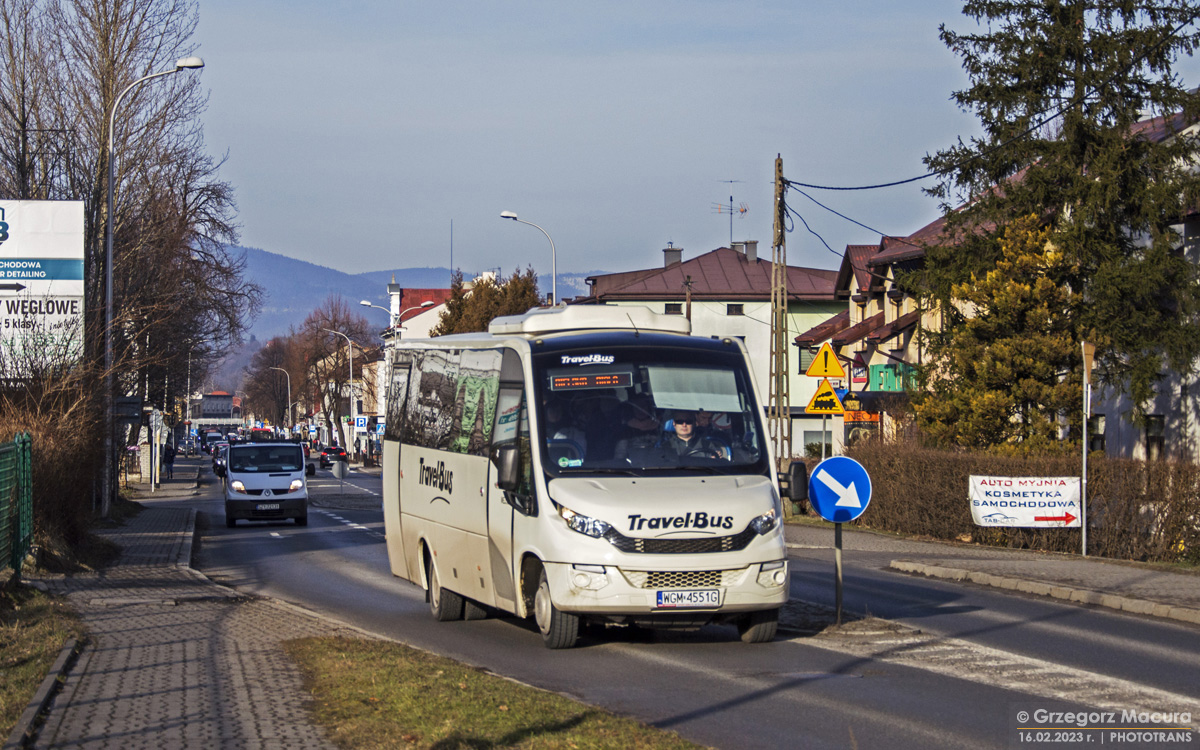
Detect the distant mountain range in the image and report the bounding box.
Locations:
[238,245,602,341]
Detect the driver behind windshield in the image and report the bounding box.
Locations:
[661,410,728,460]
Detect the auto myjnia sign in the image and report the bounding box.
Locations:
[969,476,1081,527]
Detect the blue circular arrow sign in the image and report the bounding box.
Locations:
[808,456,872,523]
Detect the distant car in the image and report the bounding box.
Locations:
[211,442,229,475]
[319,445,347,468]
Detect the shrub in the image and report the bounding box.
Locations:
[836,440,1199,563]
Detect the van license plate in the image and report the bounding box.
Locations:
[256,503,280,510]
[656,589,719,608]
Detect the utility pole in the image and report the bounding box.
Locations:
[684,275,693,322]
[769,155,791,473]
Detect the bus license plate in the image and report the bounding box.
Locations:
[256,503,280,510]
[656,589,719,608]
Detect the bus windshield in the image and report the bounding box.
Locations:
[533,344,770,477]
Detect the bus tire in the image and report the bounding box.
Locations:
[463,599,488,620]
[737,608,779,643]
[534,569,579,649]
[428,557,464,621]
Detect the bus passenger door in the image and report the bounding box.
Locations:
[486,366,527,612]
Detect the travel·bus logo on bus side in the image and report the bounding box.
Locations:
[418,457,453,493]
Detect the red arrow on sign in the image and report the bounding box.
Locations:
[1034,512,1077,524]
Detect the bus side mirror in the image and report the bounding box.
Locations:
[493,444,520,492]
[786,461,808,501]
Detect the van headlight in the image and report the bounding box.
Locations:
[229,480,247,494]
[749,508,777,535]
[557,504,612,538]
[289,479,304,493]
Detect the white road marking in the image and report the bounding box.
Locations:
[314,508,385,540]
[797,626,1200,727]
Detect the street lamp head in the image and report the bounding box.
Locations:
[175,56,205,70]
[500,211,518,220]
[359,300,372,307]
[420,300,435,308]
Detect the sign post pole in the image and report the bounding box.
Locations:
[834,522,844,625]
[1081,342,1095,557]
[807,456,872,629]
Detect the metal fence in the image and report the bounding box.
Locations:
[0,433,33,575]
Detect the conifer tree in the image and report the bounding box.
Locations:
[915,217,1081,449]
[431,268,541,336]
[919,0,1200,432]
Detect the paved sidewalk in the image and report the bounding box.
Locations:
[784,521,1200,626]
[10,472,363,750]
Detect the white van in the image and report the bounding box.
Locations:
[222,442,309,528]
[381,305,806,648]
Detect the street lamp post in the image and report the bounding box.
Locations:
[269,366,291,432]
[360,299,434,334]
[500,211,557,305]
[101,55,204,517]
[322,328,356,456]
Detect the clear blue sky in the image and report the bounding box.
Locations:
[193,1,1199,282]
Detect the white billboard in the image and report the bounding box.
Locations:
[0,200,85,371]
[969,475,1082,527]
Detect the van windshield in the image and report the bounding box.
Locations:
[532,342,770,478]
[227,445,303,473]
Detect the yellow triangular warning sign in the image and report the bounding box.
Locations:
[805,342,846,379]
[806,378,844,415]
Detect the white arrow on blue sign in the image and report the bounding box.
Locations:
[808,456,872,523]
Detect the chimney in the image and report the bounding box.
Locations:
[663,242,682,268]
[744,240,758,263]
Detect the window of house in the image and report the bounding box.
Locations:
[726,303,744,316]
[1087,414,1106,453]
[798,348,816,372]
[1145,415,1164,461]
[664,303,682,315]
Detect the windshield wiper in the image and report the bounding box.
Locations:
[555,466,642,476]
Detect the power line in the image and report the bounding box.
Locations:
[784,13,1200,193]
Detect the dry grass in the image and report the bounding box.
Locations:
[286,636,704,750]
[0,582,83,738]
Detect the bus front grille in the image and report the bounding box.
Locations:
[619,568,748,589]
[603,526,758,554]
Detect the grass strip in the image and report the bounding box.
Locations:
[0,583,84,738]
[286,636,704,750]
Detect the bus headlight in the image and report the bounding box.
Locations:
[749,508,778,535]
[557,504,612,538]
[229,480,247,494]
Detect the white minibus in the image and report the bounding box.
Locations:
[381,305,806,648]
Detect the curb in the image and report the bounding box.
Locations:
[890,560,1200,626]
[2,638,83,750]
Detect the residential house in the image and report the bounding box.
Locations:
[795,112,1200,459]
[577,241,841,456]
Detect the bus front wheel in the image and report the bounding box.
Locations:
[534,569,579,649]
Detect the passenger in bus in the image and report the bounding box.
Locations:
[613,399,660,461]
[545,397,587,457]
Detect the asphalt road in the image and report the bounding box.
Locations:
[191,463,1200,750]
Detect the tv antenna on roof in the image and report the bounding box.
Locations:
[711,180,748,247]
